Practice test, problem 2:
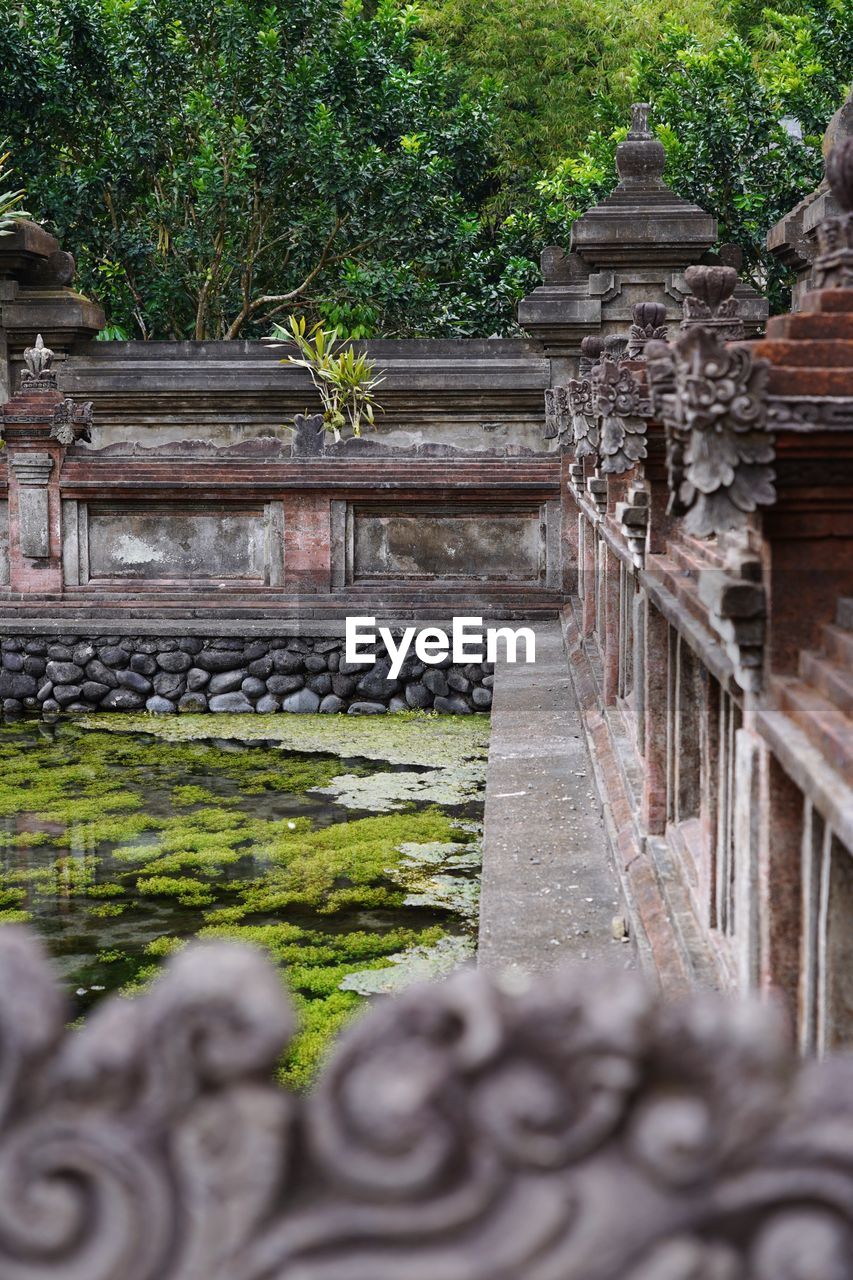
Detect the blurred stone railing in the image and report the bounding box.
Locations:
[0,926,851,1279]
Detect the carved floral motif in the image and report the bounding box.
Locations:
[645,326,774,538]
[20,333,58,392]
[681,265,745,341]
[50,397,93,446]
[814,136,853,290]
[0,927,851,1280]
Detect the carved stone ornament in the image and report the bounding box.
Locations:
[681,265,745,341]
[814,135,853,290]
[592,350,649,475]
[20,333,58,392]
[291,411,326,457]
[567,335,604,458]
[646,329,774,537]
[544,386,571,441]
[50,397,93,446]
[0,926,851,1280]
[626,301,668,359]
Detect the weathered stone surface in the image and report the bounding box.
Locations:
[208,669,246,696]
[197,648,243,673]
[447,671,471,693]
[271,649,303,674]
[347,700,387,715]
[255,694,280,713]
[156,651,192,673]
[433,695,471,714]
[186,667,210,691]
[472,686,493,709]
[306,673,332,696]
[1,652,23,671]
[208,692,254,713]
[146,695,176,714]
[23,655,46,677]
[130,653,157,676]
[248,655,274,679]
[304,653,327,673]
[153,672,184,699]
[423,670,449,697]
[116,669,152,695]
[101,687,145,710]
[99,645,129,668]
[45,660,83,684]
[241,676,267,699]
[281,688,321,714]
[0,671,37,700]
[267,674,304,696]
[81,681,110,703]
[405,683,432,708]
[85,659,118,688]
[178,692,207,712]
[319,694,346,713]
[53,684,83,706]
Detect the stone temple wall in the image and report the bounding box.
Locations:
[1,633,493,716]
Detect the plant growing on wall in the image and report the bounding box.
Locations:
[272,316,385,440]
[0,150,28,237]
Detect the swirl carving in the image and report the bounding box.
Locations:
[0,927,851,1280]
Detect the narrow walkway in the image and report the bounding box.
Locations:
[478,622,631,974]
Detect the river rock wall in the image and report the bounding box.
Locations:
[0,634,493,715]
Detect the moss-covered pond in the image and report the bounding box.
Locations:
[0,712,488,1085]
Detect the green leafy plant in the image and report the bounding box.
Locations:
[0,150,28,237]
[272,315,384,440]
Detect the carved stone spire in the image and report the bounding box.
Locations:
[681,265,745,341]
[615,103,667,191]
[814,136,853,290]
[20,333,58,392]
[627,302,668,359]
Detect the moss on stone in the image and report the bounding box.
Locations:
[0,715,486,1086]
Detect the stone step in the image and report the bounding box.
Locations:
[766,311,853,341]
[770,675,853,785]
[800,650,853,717]
[822,623,853,667]
[749,338,853,367]
[837,598,853,632]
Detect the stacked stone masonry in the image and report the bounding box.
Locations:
[1,634,493,716]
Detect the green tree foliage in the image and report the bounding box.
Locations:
[0,0,503,338]
[416,0,732,173]
[0,0,848,335]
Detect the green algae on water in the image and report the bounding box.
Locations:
[0,713,487,1084]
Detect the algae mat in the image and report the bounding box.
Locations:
[0,713,488,1085]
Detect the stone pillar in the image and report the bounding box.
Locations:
[283,493,331,593]
[4,396,65,594]
[641,596,668,835]
[603,544,621,704]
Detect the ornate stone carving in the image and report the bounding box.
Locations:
[291,411,326,457]
[50,397,93,446]
[592,353,648,475]
[568,335,604,458]
[681,265,745,341]
[645,328,774,538]
[20,333,58,392]
[0,926,851,1280]
[544,386,571,441]
[814,136,853,290]
[627,301,668,358]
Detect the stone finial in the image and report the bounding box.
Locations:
[20,333,58,392]
[814,136,853,289]
[627,302,668,358]
[628,103,653,139]
[681,264,745,340]
[616,103,666,190]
